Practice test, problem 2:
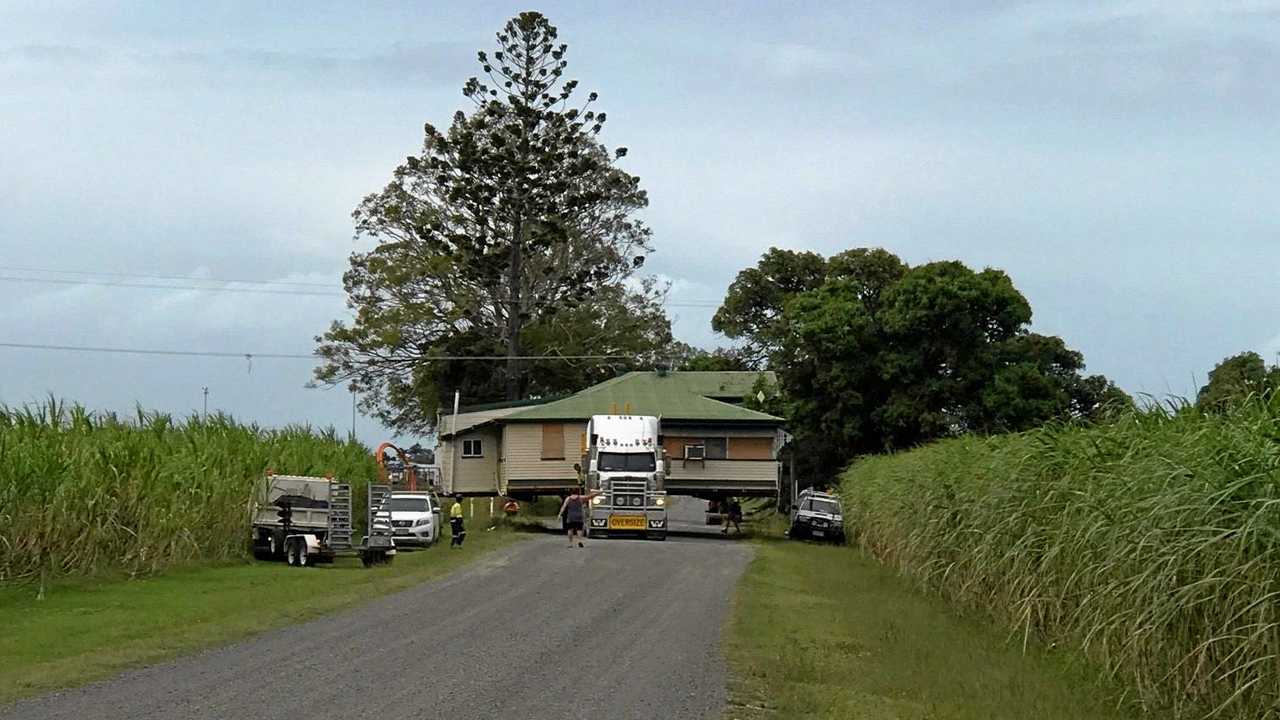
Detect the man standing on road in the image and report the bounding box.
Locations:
[722,497,743,535]
[449,495,466,548]
[559,487,602,548]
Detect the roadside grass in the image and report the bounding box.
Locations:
[0,524,518,705]
[725,533,1141,720]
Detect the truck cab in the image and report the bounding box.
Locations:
[583,414,668,540]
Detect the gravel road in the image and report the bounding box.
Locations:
[0,501,754,720]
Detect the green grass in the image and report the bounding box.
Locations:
[726,537,1139,719]
[841,395,1280,719]
[0,525,518,705]
[0,401,379,581]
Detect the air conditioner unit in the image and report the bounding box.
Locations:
[684,444,706,462]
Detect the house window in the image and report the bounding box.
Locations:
[462,439,483,458]
[541,423,565,460]
[704,437,727,460]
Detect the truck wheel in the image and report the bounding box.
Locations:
[284,538,298,566]
[360,550,374,568]
[297,541,311,567]
[269,531,284,560]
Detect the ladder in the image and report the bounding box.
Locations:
[368,484,393,542]
[327,482,354,551]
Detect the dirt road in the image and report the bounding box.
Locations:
[0,501,753,720]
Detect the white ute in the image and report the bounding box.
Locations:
[386,491,442,547]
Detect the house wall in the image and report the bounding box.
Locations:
[665,459,779,496]
[439,428,501,495]
[501,422,588,493]
[661,424,783,497]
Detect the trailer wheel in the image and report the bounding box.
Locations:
[284,538,298,566]
[297,541,311,567]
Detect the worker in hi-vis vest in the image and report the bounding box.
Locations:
[449,495,466,548]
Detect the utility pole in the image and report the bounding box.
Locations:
[202,386,208,419]
[350,389,357,439]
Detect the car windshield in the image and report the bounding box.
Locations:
[597,452,656,472]
[389,497,428,512]
[804,498,841,515]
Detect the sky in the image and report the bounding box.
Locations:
[2,1,1278,447]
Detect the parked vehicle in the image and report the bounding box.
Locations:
[251,473,397,567]
[788,488,845,543]
[582,414,668,540]
[386,491,442,547]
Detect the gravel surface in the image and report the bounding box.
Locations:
[0,501,754,720]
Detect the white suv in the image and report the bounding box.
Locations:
[386,492,441,547]
[788,489,845,543]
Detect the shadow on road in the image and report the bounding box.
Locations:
[508,517,755,542]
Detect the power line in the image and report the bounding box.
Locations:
[0,341,641,361]
[0,272,723,307]
[0,265,334,288]
[0,275,341,297]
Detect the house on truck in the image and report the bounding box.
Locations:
[437,370,787,501]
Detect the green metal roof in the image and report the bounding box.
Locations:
[501,371,783,424]
[456,394,570,414]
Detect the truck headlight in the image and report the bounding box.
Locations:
[654,496,665,507]
[591,496,604,506]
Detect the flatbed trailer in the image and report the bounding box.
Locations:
[251,473,397,568]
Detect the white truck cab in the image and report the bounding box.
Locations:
[584,414,668,540]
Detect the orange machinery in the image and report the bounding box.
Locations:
[374,442,417,491]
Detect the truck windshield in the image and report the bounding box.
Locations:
[598,452,656,472]
[389,497,428,512]
[804,498,841,515]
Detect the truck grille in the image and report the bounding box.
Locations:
[609,476,646,508]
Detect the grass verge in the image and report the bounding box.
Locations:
[724,535,1140,719]
[0,526,519,705]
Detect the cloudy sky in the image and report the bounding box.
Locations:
[2,1,1277,445]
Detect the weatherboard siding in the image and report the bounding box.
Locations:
[440,429,500,495]
[666,459,780,494]
[502,422,588,487]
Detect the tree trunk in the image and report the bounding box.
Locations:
[505,218,523,400]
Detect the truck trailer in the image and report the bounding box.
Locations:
[582,415,668,540]
[251,472,397,567]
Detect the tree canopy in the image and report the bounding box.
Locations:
[718,247,1129,478]
[314,12,667,433]
[1196,351,1280,410]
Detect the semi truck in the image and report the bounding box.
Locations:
[250,472,397,567]
[582,414,668,540]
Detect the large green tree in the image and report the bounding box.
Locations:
[315,13,665,432]
[712,248,827,365]
[719,247,1127,479]
[1196,351,1280,410]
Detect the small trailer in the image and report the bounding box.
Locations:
[251,473,397,567]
